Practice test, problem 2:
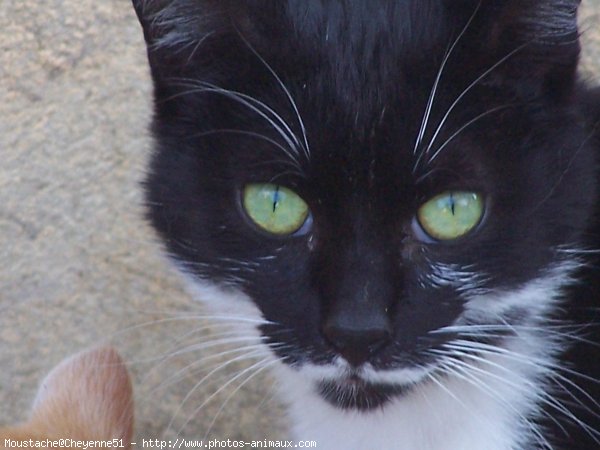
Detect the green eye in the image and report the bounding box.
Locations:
[242,183,310,235]
[417,191,484,241]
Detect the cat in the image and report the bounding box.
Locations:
[0,348,133,449]
[132,1,600,449]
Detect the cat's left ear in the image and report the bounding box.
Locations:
[29,347,134,443]
[484,0,581,100]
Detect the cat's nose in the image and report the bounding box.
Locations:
[323,319,392,367]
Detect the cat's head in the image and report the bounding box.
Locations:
[0,348,133,448]
[134,0,596,410]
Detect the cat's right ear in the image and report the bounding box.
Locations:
[131,0,154,43]
[132,0,194,47]
[132,0,232,82]
[132,0,281,83]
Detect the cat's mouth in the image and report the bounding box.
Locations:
[317,374,413,411]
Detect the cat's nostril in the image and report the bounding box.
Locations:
[323,323,392,367]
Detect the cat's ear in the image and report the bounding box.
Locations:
[495,0,580,39]
[133,0,209,69]
[28,347,134,444]
[132,0,282,82]
[483,0,581,99]
[133,0,214,49]
[132,0,236,83]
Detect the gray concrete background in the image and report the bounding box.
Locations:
[1,0,598,442]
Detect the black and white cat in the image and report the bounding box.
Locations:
[132,1,600,448]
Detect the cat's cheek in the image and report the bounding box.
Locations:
[171,259,271,341]
[461,259,580,320]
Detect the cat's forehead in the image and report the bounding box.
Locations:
[282,0,450,57]
[137,0,582,192]
[244,3,481,180]
[272,2,458,86]
[269,2,452,123]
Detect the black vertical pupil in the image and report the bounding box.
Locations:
[272,185,280,212]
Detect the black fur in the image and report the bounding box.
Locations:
[134,1,600,447]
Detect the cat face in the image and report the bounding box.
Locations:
[135,0,596,411]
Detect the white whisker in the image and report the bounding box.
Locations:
[426,104,515,165]
[413,1,482,160]
[423,43,529,158]
[424,368,502,436]
[438,340,600,443]
[141,344,271,397]
[166,351,268,433]
[189,128,304,173]
[202,357,281,439]
[235,28,312,160]
[437,355,555,450]
[166,80,302,164]
[531,118,600,212]
[176,356,274,435]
